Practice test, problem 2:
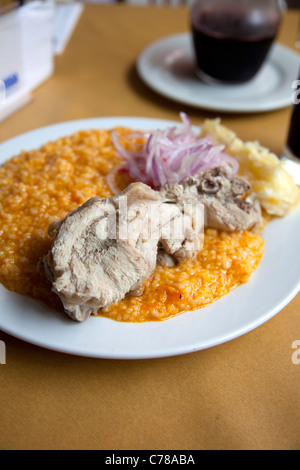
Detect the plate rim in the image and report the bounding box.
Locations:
[1,278,299,360]
[136,32,300,113]
[0,116,300,360]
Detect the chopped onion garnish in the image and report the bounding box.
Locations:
[110,113,239,191]
[106,164,127,195]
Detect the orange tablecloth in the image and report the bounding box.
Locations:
[0,5,299,450]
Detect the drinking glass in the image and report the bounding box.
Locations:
[281,70,300,185]
[190,0,283,84]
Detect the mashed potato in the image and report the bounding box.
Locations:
[201,119,300,217]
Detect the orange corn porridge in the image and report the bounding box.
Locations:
[0,128,265,322]
[101,229,264,322]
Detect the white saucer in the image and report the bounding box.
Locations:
[137,33,300,113]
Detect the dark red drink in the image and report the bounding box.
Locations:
[281,73,300,186]
[287,90,300,160]
[191,1,282,84]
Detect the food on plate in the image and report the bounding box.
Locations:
[102,229,264,323]
[201,118,300,217]
[43,182,203,322]
[161,166,262,233]
[0,114,298,323]
[110,112,239,189]
[44,167,261,322]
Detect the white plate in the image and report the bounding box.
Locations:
[0,117,300,359]
[137,33,300,113]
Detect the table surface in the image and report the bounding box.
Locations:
[0,4,299,451]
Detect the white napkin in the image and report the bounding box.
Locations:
[54,3,84,56]
[19,1,55,91]
[0,1,55,122]
[0,9,24,98]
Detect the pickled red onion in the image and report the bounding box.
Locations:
[110,113,239,191]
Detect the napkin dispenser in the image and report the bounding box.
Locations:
[0,1,55,122]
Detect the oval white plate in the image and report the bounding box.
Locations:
[137,33,300,113]
[0,117,300,359]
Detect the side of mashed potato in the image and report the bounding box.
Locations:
[201,119,300,217]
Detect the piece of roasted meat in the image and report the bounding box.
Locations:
[43,168,262,322]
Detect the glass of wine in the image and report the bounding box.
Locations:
[190,0,283,85]
[281,70,300,186]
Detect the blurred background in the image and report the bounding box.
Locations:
[0,0,298,123]
[0,0,299,8]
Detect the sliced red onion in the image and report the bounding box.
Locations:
[111,113,239,190]
[106,164,128,195]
